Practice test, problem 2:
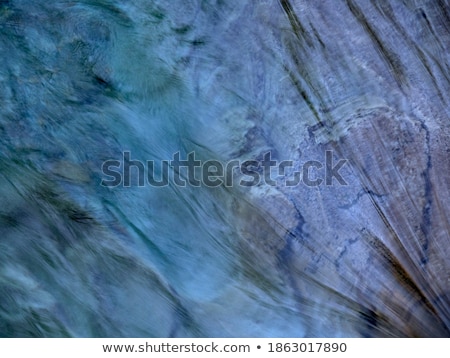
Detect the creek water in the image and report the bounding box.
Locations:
[0,0,449,337]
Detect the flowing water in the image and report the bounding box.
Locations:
[0,0,449,337]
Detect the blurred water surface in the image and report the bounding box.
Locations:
[0,0,449,337]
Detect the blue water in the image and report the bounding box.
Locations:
[0,0,449,337]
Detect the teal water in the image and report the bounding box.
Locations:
[0,0,449,337]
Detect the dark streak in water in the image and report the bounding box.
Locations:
[363,229,449,335]
[346,0,407,90]
[278,0,313,48]
[419,121,433,266]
